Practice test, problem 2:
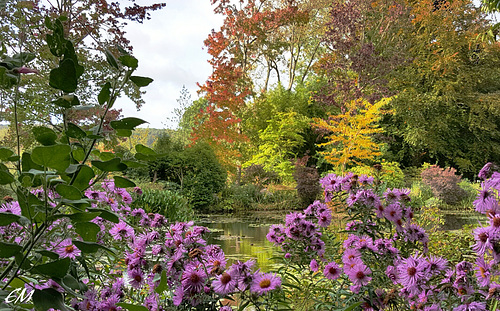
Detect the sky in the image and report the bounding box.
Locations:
[114,0,224,129]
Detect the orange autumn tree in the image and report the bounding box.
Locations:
[194,0,312,179]
[313,97,392,173]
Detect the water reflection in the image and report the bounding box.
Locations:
[198,214,282,272]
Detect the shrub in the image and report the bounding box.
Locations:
[148,142,227,210]
[409,180,434,207]
[294,165,321,207]
[131,189,194,222]
[241,164,280,186]
[457,179,480,211]
[421,165,467,205]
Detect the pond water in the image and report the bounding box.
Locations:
[199,210,487,271]
[198,212,284,272]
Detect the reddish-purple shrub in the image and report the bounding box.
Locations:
[294,164,321,207]
[421,165,466,205]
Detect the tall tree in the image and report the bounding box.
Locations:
[383,0,500,176]
[194,0,328,179]
[312,98,391,172]
[0,0,165,148]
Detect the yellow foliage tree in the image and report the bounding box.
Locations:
[312,98,393,172]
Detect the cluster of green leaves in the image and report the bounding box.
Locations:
[0,16,156,311]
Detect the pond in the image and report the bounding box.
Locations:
[199,210,487,271]
[198,212,285,272]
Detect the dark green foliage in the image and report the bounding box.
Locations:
[130,189,193,222]
[149,142,226,210]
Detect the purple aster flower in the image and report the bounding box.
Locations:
[109,220,134,240]
[323,261,341,280]
[316,210,332,227]
[54,238,81,259]
[342,248,362,266]
[181,266,206,294]
[250,272,281,295]
[346,262,372,287]
[128,268,144,288]
[384,188,399,202]
[320,174,343,193]
[453,302,486,311]
[0,201,21,215]
[472,226,493,255]
[456,261,473,276]
[386,265,398,284]
[403,223,429,245]
[384,202,403,223]
[426,255,448,275]
[396,254,428,289]
[212,272,237,295]
[478,163,495,180]
[358,174,374,186]
[310,259,319,272]
[474,256,491,287]
[489,214,500,233]
[474,185,498,214]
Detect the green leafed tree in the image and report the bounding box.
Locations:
[246,110,310,183]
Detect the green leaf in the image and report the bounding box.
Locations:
[0,242,22,258]
[33,258,70,278]
[31,145,71,172]
[66,123,86,139]
[122,160,146,168]
[71,165,95,191]
[116,303,149,311]
[32,288,68,311]
[75,222,100,242]
[113,176,136,188]
[0,148,14,161]
[105,49,119,69]
[36,250,59,260]
[52,95,79,108]
[55,184,82,200]
[115,129,132,137]
[49,58,77,93]
[155,270,167,294]
[72,148,85,162]
[91,158,127,172]
[0,212,21,226]
[110,117,147,130]
[86,208,119,223]
[62,274,82,291]
[135,144,156,155]
[0,171,15,185]
[119,55,138,69]
[130,76,153,87]
[99,152,115,161]
[98,82,111,105]
[21,153,43,172]
[73,240,114,254]
[32,126,58,146]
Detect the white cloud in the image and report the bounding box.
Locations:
[114,0,223,128]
